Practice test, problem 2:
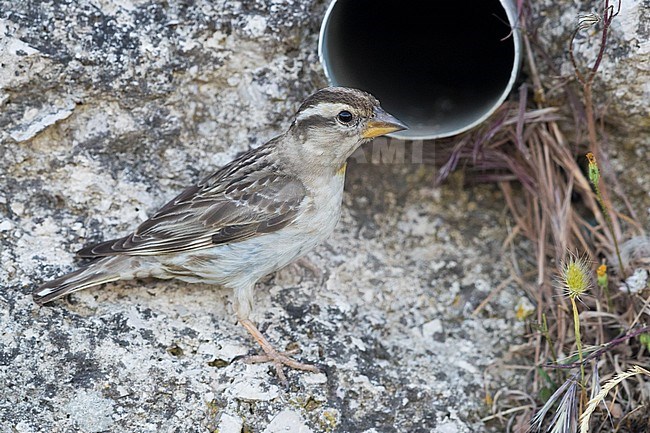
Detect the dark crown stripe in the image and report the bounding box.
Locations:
[298,87,378,115]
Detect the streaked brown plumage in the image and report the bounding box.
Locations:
[77,143,305,257]
[33,87,407,383]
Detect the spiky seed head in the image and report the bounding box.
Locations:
[559,253,592,300]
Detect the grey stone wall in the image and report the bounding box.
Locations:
[0,0,647,432]
[530,0,649,134]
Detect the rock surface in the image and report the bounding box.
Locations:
[530,0,650,134]
[0,1,646,432]
[530,0,650,237]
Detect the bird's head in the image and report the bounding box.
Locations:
[286,87,407,170]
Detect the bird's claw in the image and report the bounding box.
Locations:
[243,348,320,386]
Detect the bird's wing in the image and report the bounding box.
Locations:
[77,145,308,257]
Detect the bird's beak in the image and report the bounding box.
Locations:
[362,107,408,139]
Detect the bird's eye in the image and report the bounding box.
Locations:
[337,110,354,124]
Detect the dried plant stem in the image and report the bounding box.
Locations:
[588,152,626,277]
[569,0,621,99]
[593,180,625,277]
[570,0,625,276]
[583,85,597,160]
[544,326,650,370]
[433,2,650,430]
[579,365,650,433]
[541,313,558,364]
[570,296,586,386]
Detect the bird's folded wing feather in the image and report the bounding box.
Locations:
[77,147,307,257]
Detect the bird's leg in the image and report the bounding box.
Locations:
[292,257,323,280]
[239,318,319,384]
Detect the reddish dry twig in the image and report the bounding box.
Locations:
[543,326,650,370]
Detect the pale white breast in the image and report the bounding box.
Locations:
[162,170,347,291]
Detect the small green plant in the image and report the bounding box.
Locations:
[595,263,610,309]
[530,252,650,432]
[586,152,625,277]
[539,313,558,365]
[640,333,650,352]
[559,253,592,387]
[432,1,649,430]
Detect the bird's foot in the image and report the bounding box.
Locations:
[239,318,319,386]
[244,347,319,385]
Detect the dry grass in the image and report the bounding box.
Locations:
[426,0,650,431]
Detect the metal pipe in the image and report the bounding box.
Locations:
[319,0,521,140]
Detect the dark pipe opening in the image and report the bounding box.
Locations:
[320,0,518,139]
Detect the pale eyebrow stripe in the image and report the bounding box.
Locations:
[296,103,351,122]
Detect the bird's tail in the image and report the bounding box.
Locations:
[33,256,135,305]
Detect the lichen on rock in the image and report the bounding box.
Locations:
[3,0,647,432]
